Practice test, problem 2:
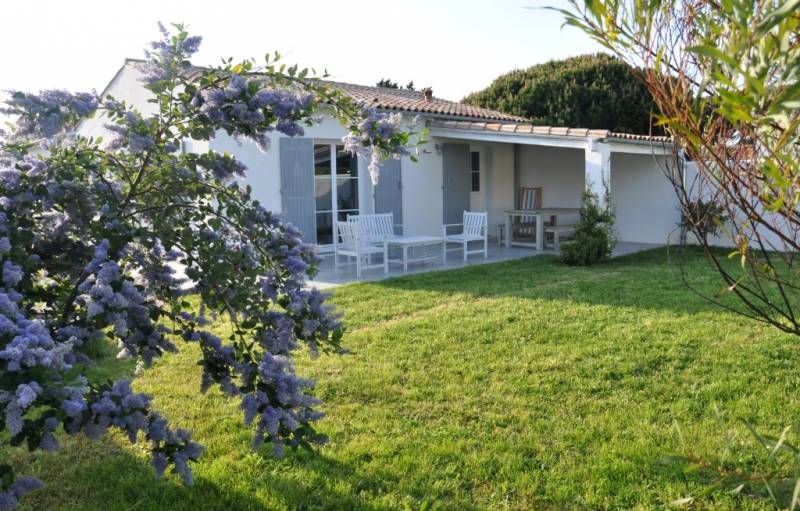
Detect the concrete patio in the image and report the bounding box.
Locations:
[307,241,662,288]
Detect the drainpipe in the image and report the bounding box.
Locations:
[513,143,520,208]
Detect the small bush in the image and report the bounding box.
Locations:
[679,198,727,243]
[560,189,616,266]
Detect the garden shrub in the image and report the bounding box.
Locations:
[560,188,616,266]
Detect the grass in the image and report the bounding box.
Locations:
[4,247,800,510]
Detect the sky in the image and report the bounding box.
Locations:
[0,0,604,102]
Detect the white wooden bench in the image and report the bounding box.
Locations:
[347,212,403,245]
[544,224,577,251]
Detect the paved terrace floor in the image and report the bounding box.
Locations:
[307,241,662,289]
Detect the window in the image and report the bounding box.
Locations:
[471,151,480,192]
[314,143,359,246]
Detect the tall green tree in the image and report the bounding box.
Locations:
[375,79,415,90]
[462,53,660,134]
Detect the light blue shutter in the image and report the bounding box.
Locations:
[442,144,471,224]
[374,158,403,225]
[279,137,316,243]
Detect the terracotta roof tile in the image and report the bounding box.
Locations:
[567,128,589,137]
[132,60,527,124]
[326,81,528,123]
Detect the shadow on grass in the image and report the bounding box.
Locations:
[12,435,398,511]
[262,449,453,511]
[368,246,750,317]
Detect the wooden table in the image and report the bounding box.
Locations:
[504,208,580,251]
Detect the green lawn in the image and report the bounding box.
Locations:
[5,247,800,510]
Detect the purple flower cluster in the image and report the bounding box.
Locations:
[150,423,204,484]
[105,111,156,153]
[137,22,202,85]
[195,151,247,182]
[0,89,98,141]
[74,380,203,484]
[0,477,43,511]
[240,353,323,456]
[193,74,315,152]
[342,106,412,185]
[77,241,177,365]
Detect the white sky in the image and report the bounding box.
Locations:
[0,0,603,102]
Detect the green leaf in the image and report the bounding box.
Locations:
[792,477,800,511]
[687,45,739,67]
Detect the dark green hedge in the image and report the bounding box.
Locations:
[462,54,660,135]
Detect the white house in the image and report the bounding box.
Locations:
[82,60,681,252]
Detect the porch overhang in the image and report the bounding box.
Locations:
[430,126,588,149]
[428,119,674,155]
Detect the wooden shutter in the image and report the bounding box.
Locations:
[442,143,471,224]
[374,158,403,225]
[279,137,316,243]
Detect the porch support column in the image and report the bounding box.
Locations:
[584,140,611,209]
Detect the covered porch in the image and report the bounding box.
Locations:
[319,122,678,285]
[428,121,680,250]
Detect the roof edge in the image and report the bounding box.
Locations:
[116,59,528,123]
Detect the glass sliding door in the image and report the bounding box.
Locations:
[314,144,334,245]
[335,145,358,223]
[314,143,359,248]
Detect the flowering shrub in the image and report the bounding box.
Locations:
[0,22,422,509]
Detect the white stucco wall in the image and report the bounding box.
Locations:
[610,152,681,244]
[516,145,584,226]
[401,141,444,236]
[78,63,158,141]
[683,161,795,251]
[486,143,515,237]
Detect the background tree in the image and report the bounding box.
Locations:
[0,23,421,509]
[462,53,661,134]
[375,79,416,90]
[555,0,800,504]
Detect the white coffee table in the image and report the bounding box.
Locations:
[386,236,445,271]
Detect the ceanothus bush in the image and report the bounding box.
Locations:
[0,22,422,509]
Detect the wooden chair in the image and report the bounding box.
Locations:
[511,187,556,243]
[511,187,541,242]
[443,211,488,261]
[334,221,388,278]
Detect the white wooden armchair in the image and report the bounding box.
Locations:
[443,211,488,262]
[334,221,388,278]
